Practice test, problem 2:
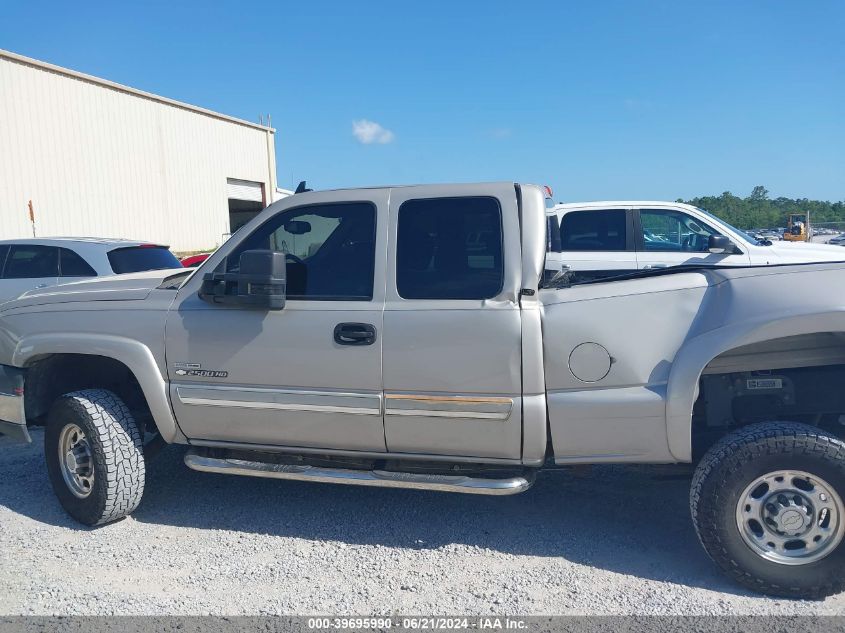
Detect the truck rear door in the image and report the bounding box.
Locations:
[557,208,638,281]
[381,184,523,460]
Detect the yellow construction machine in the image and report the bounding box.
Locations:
[784,212,811,242]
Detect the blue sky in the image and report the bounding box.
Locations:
[1,1,843,201]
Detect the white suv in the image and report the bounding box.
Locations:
[545,201,845,281]
[0,238,182,303]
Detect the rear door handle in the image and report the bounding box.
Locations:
[334,322,377,346]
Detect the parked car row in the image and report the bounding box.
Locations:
[2,199,843,306]
[747,226,841,240]
[0,235,224,305]
[0,238,183,303]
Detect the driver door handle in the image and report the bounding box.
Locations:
[334,323,377,346]
[642,264,668,269]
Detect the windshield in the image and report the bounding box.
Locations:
[694,207,757,245]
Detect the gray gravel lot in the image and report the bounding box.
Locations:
[1,428,844,616]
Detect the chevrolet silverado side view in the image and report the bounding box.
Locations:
[2,183,845,598]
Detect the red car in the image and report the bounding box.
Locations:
[180,253,211,268]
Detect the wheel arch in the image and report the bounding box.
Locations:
[666,310,845,462]
[15,333,182,443]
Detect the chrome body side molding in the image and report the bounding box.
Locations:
[384,394,513,420]
[176,385,382,416]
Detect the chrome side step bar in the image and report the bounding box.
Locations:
[184,450,534,496]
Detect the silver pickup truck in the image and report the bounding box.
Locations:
[2,182,845,598]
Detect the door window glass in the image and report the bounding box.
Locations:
[225,202,376,300]
[59,248,97,277]
[396,197,503,300]
[546,215,562,252]
[560,210,628,251]
[3,246,59,279]
[640,209,719,252]
[0,246,9,275]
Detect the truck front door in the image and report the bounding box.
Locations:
[164,190,388,451]
[381,184,524,460]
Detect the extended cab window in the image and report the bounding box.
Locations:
[396,197,503,300]
[3,245,59,279]
[640,209,719,253]
[560,210,627,251]
[226,202,376,301]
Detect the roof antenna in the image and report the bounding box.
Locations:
[294,181,312,194]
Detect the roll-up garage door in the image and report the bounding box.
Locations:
[226,178,264,203]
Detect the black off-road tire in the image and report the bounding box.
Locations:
[45,389,145,526]
[691,421,845,598]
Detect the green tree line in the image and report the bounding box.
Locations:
[678,186,845,229]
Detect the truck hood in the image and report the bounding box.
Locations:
[0,268,188,312]
[765,240,845,263]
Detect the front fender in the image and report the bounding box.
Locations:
[12,333,183,443]
[665,309,845,461]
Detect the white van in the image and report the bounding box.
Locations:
[545,201,845,281]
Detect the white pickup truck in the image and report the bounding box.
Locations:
[545,201,845,281]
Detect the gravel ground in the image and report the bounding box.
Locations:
[1,428,844,616]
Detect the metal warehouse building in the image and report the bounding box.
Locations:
[0,49,277,252]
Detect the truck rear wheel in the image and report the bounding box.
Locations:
[691,421,845,598]
[44,389,145,526]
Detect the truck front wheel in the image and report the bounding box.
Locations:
[691,421,845,598]
[44,389,145,526]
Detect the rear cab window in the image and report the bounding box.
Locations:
[560,210,629,251]
[108,246,181,274]
[396,196,504,300]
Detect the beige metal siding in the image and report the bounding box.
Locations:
[0,51,276,252]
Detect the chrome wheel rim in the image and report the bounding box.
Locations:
[736,469,844,565]
[58,423,94,499]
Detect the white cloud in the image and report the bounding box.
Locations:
[488,127,512,139]
[352,119,395,144]
[623,98,653,111]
